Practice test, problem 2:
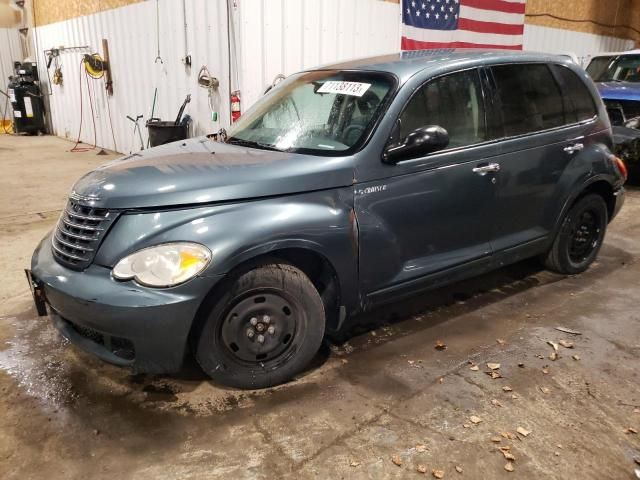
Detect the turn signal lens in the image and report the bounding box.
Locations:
[613,156,628,182]
[112,243,212,287]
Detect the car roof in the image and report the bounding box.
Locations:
[589,49,640,59]
[313,49,573,83]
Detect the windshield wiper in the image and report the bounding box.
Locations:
[227,137,282,152]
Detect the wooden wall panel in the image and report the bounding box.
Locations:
[33,0,144,26]
[525,0,640,44]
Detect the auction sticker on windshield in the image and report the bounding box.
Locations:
[318,81,371,97]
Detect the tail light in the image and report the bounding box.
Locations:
[613,156,628,182]
[230,90,241,123]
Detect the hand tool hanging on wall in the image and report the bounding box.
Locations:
[181,0,191,69]
[155,0,163,64]
[197,65,220,122]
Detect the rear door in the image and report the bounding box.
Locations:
[483,63,598,254]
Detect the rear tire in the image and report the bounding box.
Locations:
[195,262,325,389]
[544,194,608,275]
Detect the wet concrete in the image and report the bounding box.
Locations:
[1,135,640,479]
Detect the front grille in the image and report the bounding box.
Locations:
[52,198,117,270]
[605,99,640,124]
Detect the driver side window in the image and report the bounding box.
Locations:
[399,69,487,149]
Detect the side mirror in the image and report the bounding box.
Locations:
[383,125,449,163]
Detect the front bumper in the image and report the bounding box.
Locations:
[30,234,222,373]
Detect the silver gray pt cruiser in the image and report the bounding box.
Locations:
[28,50,627,389]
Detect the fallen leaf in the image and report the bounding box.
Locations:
[556,444,564,449]
[491,399,502,407]
[502,451,516,461]
[469,364,480,371]
[470,415,482,424]
[491,436,502,443]
[501,432,516,440]
[499,446,511,452]
[432,469,445,479]
[542,366,550,374]
[549,352,558,361]
[415,444,428,453]
[391,455,402,466]
[547,341,559,352]
[540,386,550,394]
[488,371,502,379]
[350,460,361,467]
[455,466,463,474]
[511,394,519,400]
[435,340,447,351]
[502,386,513,392]
[487,362,501,370]
[417,464,428,474]
[572,355,581,361]
[341,358,349,364]
[625,427,638,434]
[634,409,640,414]
[555,326,582,335]
[536,354,544,359]
[558,340,574,349]
[504,462,515,472]
[463,423,471,428]
[497,339,506,345]
[516,426,531,437]
[439,377,444,384]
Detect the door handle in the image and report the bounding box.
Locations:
[564,143,584,154]
[472,163,501,176]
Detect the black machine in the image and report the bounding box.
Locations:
[7,62,46,135]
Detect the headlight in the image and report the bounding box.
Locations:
[112,242,212,287]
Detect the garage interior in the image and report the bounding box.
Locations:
[2,0,640,479]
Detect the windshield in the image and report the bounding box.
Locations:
[226,70,395,155]
[587,55,640,82]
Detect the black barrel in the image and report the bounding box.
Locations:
[146,118,188,147]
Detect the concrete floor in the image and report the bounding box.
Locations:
[1,135,640,479]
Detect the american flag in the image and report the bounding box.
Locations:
[401,0,526,51]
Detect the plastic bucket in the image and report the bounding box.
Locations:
[146,119,188,147]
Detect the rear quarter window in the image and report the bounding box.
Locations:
[491,64,565,137]
[551,65,598,123]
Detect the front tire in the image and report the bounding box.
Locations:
[544,194,608,275]
[195,262,325,389]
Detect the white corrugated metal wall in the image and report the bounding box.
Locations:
[237,0,402,109]
[30,0,638,153]
[33,0,231,154]
[523,24,635,65]
[0,27,23,95]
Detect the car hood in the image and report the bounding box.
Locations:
[597,81,640,101]
[70,137,355,209]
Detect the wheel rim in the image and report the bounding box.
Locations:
[219,291,300,365]
[568,209,601,263]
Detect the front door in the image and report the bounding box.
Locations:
[356,68,499,302]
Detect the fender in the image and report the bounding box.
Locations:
[94,188,360,314]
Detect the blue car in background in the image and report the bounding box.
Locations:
[587,51,640,177]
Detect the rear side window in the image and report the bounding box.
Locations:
[552,65,597,122]
[491,64,565,137]
[399,69,486,149]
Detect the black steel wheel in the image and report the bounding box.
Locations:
[194,262,325,389]
[544,194,608,275]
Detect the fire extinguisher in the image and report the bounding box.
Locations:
[230,90,241,123]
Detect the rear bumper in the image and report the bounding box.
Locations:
[30,233,222,373]
[612,186,625,221]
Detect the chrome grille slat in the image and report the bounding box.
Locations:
[51,198,118,270]
[65,209,110,222]
[54,233,94,252]
[61,218,105,231]
[51,242,89,262]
